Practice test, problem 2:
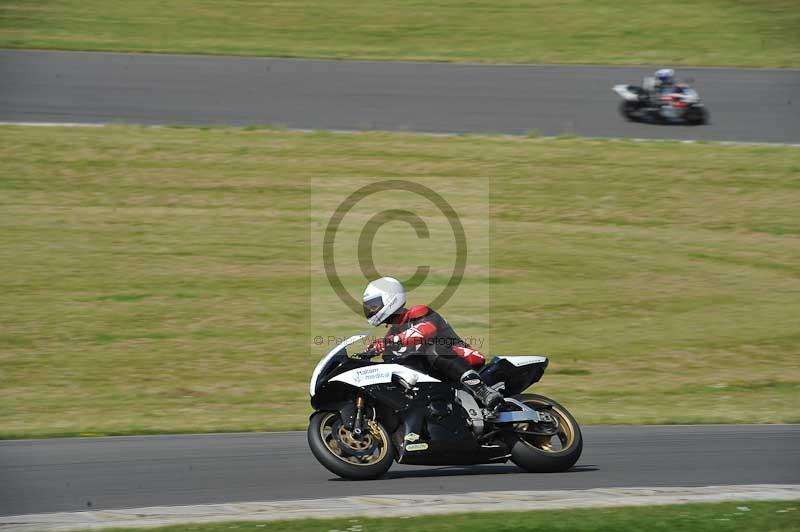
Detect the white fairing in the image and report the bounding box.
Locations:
[309,334,367,396]
[680,88,700,103]
[613,84,639,101]
[331,364,440,388]
[497,355,548,367]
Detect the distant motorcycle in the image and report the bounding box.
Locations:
[613,81,709,125]
[307,333,582,480]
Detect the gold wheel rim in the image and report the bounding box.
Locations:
[516,400,576,454]
[319,412,389,466]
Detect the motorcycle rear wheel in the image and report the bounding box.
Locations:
[504,393,582,473]
[685,107,708,125]
[307,410,395,480]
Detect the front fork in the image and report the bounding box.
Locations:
[351,395,366,438]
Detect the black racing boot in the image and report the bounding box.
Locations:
[460,370,504,412]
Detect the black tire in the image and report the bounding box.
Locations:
[307,411,395,480]
[619,101,641,122]
[686,107,708,125]
[504,394,582,473]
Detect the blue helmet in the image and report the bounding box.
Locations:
[655,68,675,85]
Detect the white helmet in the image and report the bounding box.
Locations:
[362,277,406,326]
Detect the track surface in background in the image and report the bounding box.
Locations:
[2,425,798,516]
[1,50,798,143]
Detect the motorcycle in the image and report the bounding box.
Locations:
[307,333,582,480]
[613,81,709,125]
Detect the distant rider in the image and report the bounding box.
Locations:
[361,277,504,411]
[643,68,679,100]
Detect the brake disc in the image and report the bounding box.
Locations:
[332,419,381,458]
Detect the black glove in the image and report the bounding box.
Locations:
[354,348,380,360]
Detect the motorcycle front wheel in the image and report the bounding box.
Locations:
[307,410,395,480]
[619,101,641,121]
[504,393,583,473]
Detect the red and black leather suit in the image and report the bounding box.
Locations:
[367,305,485,383]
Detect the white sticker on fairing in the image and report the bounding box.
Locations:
[330,364,440,388]
[498,356,548,367]
[405,443,429,452]
[348,366,393,385]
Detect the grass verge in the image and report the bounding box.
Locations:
[1,1,798,67]
[85,501,800,532]
[0,125,799,438]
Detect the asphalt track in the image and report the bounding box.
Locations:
[1,50,798,143]
[2,425,798,517]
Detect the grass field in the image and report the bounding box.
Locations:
[1,1,798,67]
[1,124,799,438]
[87,501,800,532]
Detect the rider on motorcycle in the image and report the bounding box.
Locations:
[361,276,504,411]
[643,68,679,99]
[654,68,676,93]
